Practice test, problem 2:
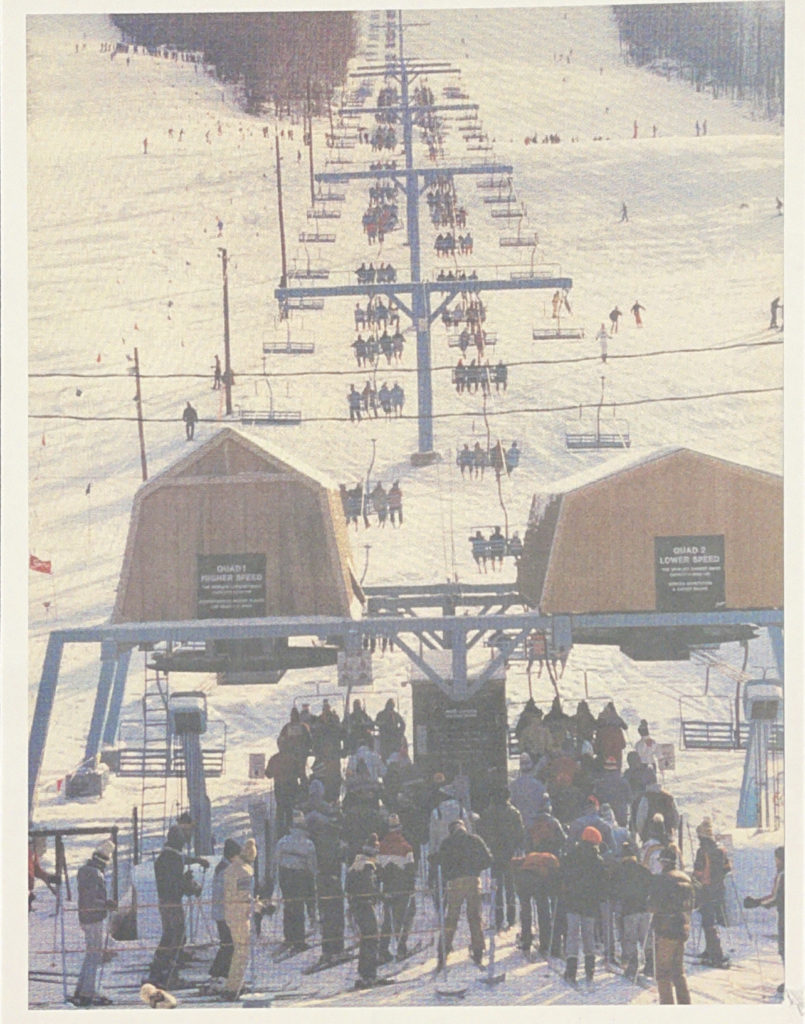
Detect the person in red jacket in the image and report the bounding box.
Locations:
[511,850,560,954]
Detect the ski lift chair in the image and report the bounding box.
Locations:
[564,404,631,450]
[532,325,586,340]
[238,377,302,425]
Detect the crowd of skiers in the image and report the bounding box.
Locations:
[37,692,784,1006]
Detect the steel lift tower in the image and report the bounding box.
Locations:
[274,10,573,464]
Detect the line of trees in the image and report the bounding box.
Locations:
[110,13,358,116]
[613,3,784,118]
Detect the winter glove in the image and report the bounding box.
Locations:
[195,858,210,870]
[743,896,761,909]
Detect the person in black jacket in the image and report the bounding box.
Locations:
[71,841,116,1007]
[613,843,653,978]
[345,836,382,988]
[477,787,524,931]
[436,819,493,967]
[560,827,606,984]
[375,699,406,762]
[648,847,695,1003]
[147,827,188,988]
[692,818,731,967]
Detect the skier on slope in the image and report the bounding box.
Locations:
[182,401,198,440]
[435,819,493,968]
[208,839,241,992]
[377,814,417,962]
[692,818,731,968]
[608,307,623,336]
[648,847,695,1003]
[222,838,263,1000]
[274,811,317,952]
[71,841,116,1007]
[305,781,348,966]
[477,786,525,931]
[560,827,606,985]
[631,300,645,326]
[345,835,382,988]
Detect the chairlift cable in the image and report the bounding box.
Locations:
[30,383,783,425]
[28,336,781,383]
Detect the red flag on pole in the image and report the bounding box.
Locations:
[29,554,52,574]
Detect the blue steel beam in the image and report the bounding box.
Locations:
[340,103,479,116]
[275,277,572,302]
[41,608,784,646]
[84,641,119,763]
[28,632,66,817]
[316,164,512,183]
[101,646,133,747]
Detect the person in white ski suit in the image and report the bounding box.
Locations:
[223,838,259,998]
[596,323,608,362]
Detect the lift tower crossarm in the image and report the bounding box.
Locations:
[340,102,478,117]
[316,163,512,184]
[275,277,572,302]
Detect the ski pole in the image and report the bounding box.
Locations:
[437,864,448,980]
[58,882,68,1004]
[652,926,659,1003]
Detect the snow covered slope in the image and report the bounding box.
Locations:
[19,5,790,1010]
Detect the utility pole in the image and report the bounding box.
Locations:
[274,131,288,299]
[218,248,232,415]
[133,347,148,481]
[307,79,316,206]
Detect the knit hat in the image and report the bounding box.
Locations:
[387,814,401,830]
[519,753,534,771]
[94,839,115,862]
[638,720,649,736]
[581,826,602,845]
[604,757,618,770]
[696,818,714,840]
[585,794,600,810]
[241,838,258,863]
[363,833,379,855]
[177,811,194,826]
[223,838,241,860]
[165,825,186,851]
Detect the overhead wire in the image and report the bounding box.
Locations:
[28,384,783,424]
[27,334,782,382]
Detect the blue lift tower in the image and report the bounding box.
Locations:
[274,10,573,464]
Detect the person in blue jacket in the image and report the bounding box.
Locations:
[71,840,116,1007]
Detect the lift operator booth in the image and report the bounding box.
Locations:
[409,651,507,805]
